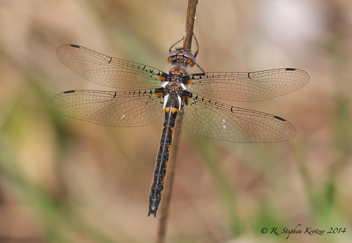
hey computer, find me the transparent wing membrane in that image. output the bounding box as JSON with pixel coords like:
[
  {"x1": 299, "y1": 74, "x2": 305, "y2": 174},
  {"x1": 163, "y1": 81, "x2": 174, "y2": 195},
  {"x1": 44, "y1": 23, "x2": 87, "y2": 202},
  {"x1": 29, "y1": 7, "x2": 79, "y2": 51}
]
[
  {"x1": 51, "y1": 89, "x2": 163, "y2": 127},
  {"x1": 56, "y1": 44, "x2": 165, "y2": 89},
  {"x1": 183, "y1": 94, "x2": 296, "y2": 142},
  {"x1": 52, "y1": 45, "x2": 309, "y2": 141},
  {"x1": 188, "y1": 68, "x2": 309, "y2": 101}
]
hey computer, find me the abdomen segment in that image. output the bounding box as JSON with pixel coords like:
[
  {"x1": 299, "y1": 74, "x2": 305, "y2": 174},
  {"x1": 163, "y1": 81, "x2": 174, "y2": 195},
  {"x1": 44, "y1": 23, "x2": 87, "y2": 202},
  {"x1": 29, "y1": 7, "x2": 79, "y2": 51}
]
[{"x1": 148, "y1": 106, "x2": 178, "y2": 217}]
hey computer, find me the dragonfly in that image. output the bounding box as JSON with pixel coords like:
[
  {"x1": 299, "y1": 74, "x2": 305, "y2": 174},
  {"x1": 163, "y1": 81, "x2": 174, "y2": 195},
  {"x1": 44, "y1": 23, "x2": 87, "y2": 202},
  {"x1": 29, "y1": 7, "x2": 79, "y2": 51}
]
[{"x1": 51, "y1": 37, "x2": 309, "y2": 217}]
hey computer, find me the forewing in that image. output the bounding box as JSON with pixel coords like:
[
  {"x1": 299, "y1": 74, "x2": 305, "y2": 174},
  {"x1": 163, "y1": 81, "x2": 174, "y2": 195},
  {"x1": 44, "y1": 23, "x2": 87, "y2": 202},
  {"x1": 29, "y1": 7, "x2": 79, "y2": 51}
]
[
  {"x1": 183, "y1": 94, "x2": 296, "y2": 142},
  {"x1": 56, "y1": 44, "x2": 165, "y2": 89},
  {"x1": 188, "y1": 68, "x2": 309, "y2": 101},
  {"x1": 50, "y1": 89, "x2": 163, "y2": 127}
]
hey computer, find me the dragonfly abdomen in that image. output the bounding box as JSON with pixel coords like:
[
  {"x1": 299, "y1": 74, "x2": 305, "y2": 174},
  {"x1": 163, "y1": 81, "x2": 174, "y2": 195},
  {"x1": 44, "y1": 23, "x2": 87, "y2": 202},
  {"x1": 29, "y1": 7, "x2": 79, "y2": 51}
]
[{"x1": 148, "y1": 104, "x2": 178, "y2": 217}]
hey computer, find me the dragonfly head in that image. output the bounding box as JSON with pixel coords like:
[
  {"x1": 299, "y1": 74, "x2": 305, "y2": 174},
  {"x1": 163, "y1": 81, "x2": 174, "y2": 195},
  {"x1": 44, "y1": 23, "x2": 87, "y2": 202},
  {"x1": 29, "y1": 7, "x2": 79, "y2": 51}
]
[{"x1": 167, "y1": 49, "x2": 195, "y2": 68}]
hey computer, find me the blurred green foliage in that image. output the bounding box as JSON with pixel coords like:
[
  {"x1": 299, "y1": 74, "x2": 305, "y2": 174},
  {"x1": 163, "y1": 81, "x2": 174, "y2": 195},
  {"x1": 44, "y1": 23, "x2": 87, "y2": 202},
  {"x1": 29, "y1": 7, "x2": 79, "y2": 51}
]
[{"x1": 0, "y1": 0, "x2": 351, "y2": 242}]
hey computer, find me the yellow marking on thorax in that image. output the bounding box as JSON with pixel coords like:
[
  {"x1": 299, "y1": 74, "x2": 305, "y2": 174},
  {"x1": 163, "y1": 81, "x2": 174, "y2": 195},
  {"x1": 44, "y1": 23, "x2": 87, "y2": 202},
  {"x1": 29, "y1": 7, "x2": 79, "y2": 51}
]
[
  {"x1": 187, "y1": 59, "x2": 194, "y2": 67},
  {"x1": 171, "y1": 107, "x2": 178, "y2": 113},
  {"x1": 156, "y1": 92, "x2": 164, "y2": 97},
  {"x1": 169, "y1": 67, "x2": 187, "y2": 74},
  {"x1": 165, "y1": 107, "x2": 178, "y2": 113}
]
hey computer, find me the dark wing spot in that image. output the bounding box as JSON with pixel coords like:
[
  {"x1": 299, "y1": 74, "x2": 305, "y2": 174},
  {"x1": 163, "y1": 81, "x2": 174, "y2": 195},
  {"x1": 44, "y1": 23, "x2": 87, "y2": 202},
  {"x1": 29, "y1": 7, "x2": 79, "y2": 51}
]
[
  {"x1": 70, "y1": 44, "x2": 80, "y2": 48},
  {"x1": 248, "y1": 72, "x2": 251, "y2": 79},
  {"x1": 285, "y1": 68, "x2": 296, "y2": 71},
  {"x1": 274, "y1": 115, "x2": 286, "y2": 121},
  {"x1": 108, "y1": 57, "x2": 112, "y2": 63},
  {"x1": 63, "y1": 90, "x2": 75, "y2": 94}
]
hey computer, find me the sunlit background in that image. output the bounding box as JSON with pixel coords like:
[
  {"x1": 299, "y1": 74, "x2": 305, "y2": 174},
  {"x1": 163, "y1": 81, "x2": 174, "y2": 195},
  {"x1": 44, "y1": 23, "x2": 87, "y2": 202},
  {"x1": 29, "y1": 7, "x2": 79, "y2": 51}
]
[{"x1": 0, "y1": 0, "x2": 351, "y2": 242}]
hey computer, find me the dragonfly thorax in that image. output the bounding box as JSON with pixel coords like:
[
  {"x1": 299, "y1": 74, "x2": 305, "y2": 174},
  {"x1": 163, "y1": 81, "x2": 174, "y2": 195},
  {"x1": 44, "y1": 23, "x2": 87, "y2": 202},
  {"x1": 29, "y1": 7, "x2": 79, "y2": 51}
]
[{"x1": 162, "y1": 83, "x2": 183, "y2": 110}]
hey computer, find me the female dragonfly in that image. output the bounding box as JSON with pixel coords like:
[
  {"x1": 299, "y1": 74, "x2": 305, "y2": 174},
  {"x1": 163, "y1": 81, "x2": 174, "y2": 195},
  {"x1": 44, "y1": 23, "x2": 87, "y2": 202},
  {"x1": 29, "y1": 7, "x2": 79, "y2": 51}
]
[{"x1": 51, "y1": 39, "x2": 309, "y2": 217}]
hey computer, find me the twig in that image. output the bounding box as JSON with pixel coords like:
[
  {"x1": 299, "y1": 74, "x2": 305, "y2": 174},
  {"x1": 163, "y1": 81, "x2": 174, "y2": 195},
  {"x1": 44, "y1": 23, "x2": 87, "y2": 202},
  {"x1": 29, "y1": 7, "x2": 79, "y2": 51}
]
[
  {"x1": 183, "y1": 0, "x2": 197, "y2": 51},
  {"x1": 156, "y1": 1, "x2": 198, "y2": 243}
]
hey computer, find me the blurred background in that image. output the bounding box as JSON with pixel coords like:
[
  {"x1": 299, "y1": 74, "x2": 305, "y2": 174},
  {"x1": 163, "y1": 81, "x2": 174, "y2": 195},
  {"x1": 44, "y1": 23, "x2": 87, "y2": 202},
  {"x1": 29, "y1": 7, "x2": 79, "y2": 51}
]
[{"x1": 0, "y1": 0, "x2": 351, "y2": 242}]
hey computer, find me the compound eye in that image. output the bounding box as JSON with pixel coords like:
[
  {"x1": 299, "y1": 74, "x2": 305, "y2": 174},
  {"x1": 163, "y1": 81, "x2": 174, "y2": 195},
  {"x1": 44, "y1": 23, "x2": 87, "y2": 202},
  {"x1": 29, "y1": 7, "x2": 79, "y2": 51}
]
[
  {"x1": 167, "y1": 50, "x2": 180, "y2": 59},
  {"x1": 181, "y1": 50, "x2": 196, "y2": 63}
]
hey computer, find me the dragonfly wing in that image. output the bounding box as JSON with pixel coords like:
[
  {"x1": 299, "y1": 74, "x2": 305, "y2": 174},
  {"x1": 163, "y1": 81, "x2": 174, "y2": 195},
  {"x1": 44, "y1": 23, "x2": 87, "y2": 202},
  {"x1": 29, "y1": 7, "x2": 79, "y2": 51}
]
[
  {"x1": 183, "y1": 94, "x2": 296, "y2": 142},
  {"x1": 188, "y1": 68, "x2": 309, "y2": 101},
  {"x1": 56, "y1": 44, "x2": 166, "y2": 89},
  {"x1": 51, "y1": 89, "x2": 163, "y2": 127}
]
